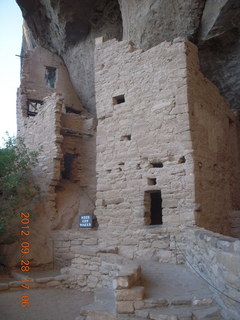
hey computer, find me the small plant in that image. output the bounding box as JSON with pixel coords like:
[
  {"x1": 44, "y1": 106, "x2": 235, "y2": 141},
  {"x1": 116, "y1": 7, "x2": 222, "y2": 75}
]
[{"x1": 0, "y1": 134, "x2": 41, "y2": 241}]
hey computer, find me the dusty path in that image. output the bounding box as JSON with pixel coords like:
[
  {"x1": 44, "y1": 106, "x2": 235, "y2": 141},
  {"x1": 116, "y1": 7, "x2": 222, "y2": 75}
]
[{"x1": 0, "y1": 288, "x2": 93, "y2": 320}]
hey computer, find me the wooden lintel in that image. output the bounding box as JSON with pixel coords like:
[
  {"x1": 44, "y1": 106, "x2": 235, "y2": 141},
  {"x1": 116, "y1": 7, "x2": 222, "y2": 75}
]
[{"x1": 60, "y1": 127, "x2": 93, "y2": 137}]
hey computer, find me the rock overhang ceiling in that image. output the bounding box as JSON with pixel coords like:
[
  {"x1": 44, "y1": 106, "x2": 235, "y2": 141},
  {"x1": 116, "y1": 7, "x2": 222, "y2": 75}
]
[{"x1": 16, "y1": 0, "x2": 240, "y2": 112}]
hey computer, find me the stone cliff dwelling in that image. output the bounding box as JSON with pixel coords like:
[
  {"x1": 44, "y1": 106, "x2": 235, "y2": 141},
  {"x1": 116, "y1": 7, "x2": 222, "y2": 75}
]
[{"x1": 1, "y1": 0, "x2": 240, "y2": 319}]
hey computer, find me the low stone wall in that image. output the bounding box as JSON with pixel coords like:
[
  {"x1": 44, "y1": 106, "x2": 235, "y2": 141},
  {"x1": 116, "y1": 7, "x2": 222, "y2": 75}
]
[
  {"x1": 0, "y1": 274, "x2": 69, "y2": 292},
  {"x1": 184, "y1": 227, "x2": 240, "y2": 320},
  {"x1": 52, "y1": 230, "x2": 129, "y2": 291}
]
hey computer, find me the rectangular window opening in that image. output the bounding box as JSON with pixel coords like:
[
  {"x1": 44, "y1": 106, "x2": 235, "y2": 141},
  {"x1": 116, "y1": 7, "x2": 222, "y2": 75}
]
[
  {"x1": 112, "y1": 94, "x2": 125, "y2": 105},
  {"x1": 27, "y1": 99, "x2": 43, "y2": 117},
  {"x1": 148, "y1": 178, "x2": 156, "y2": 185},
  {"x1": 144, "y1": 191, "x2": 163, "y2": 225},
  {"x1": 120, "y1": 135, "x2": 131, "y2": 141},
  {"x1": 45, "y1": 66, "x2": 57, "y2": 89},
  {"x1": 151, "y1": 162, "x2": 163, "y2": 168}
]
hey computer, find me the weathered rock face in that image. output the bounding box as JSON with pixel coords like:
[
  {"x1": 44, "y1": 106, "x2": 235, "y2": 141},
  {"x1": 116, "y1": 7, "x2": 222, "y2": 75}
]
[
  {"x1": 118, "y1": 0, "x2": 205, "y2": 48},
  {"x1": 16, "y1": 0, "x2": 240, "y2": 113},
  {"x1": 17, "y1": 0, "x2": 123, "y2": 114},
  {"x1": 198, "y1": 0, "x2": 240, "y2": 112}
]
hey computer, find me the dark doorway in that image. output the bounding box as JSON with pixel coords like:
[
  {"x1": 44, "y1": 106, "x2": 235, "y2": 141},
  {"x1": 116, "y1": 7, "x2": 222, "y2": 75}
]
[
  {"x1": 150, "y1": 192, "x2": 163, "y2": 225},
  {"x1": 62, "y1": 154, "x2": 76, "y2": 180}
]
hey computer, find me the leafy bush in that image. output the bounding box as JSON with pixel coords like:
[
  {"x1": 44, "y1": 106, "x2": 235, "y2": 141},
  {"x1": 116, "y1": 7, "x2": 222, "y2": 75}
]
[{"x1": 0, "y1": 135, "x2": 41, "y2": 239}]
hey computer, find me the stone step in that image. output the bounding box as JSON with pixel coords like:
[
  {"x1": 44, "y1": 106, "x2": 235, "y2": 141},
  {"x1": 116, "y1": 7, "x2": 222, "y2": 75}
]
[
  {"x1": 135, "y1": 305, "x2": 223, "y2": 320},
  {"x1": 80, "y1": 289, "x2": 116, "y2": 320},
  {"x1": 79, "y1": 302, "x2": 116, "y2": 320},
  {"x1": 117, "y1": 317, "x2": 145, "y2": 320},
  {"x1": 192, "y1": 306, "x2": 223, "y2": 320},
  {"x1": 140, "y1": 297, "x2": 214, "y2": 310},
  {"x1": 86, "y1": 310, "x2": 116, "y2": 320},
  {"x1": 113, "y1": 264, "x2": 141, "y2": 290},
  {"x1": 94, "y1": 287, "x2": 115, "y2": 303}
]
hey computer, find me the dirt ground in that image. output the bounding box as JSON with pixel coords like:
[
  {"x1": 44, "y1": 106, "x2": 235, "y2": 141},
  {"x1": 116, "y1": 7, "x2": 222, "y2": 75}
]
[{"x1": 0, "y1": 288, "x2": 93, "y2": 320}]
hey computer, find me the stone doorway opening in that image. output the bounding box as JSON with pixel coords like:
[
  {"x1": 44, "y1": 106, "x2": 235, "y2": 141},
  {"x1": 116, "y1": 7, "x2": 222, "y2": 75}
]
[
  {"x1": 62, "y1": 153, "x2": 77, "y2": 180},
  {"x1": 144, "y1": 191, "x2": 163, "y2": 225}
]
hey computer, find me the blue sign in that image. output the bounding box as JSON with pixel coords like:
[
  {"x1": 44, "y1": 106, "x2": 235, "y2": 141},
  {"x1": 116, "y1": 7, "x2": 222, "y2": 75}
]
[{"x1": 79, "y1": 214, "x2": 93, "y2": 228}]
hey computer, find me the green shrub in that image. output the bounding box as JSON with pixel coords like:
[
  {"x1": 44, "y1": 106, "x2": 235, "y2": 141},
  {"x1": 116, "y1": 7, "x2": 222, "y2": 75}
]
[{"x1": 0, "y1": 134, "x2": 41, "y2": 239}]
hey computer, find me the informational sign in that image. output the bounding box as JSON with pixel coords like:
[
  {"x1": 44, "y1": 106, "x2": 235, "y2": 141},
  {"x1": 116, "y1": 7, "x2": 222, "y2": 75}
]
[{"x1": 79, "y1": 213, "x2": 93, "y2": 228}]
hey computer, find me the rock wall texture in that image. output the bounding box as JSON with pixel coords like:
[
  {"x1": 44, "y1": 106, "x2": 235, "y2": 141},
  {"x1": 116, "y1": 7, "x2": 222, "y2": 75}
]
[
  {"x1": 185, "y1": 227, "x2": 240, "y2": 320},
  {"x1": 16, "y1": 0, "x2": 240, "y2": 113}
]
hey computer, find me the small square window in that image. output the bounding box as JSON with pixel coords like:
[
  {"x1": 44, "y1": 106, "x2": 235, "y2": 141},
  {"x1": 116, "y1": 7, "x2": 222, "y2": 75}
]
[
  {"x1": 112, "y1": 94, "x2": 125, "y2": 105},
  {"x1": 148, "y1": 178, "x2": 157, "y2": 185},
  {"x1": 151, "y1": 162, "x2": 163, "y2": 168},
  {"x1": 120, "y1": 135, "x2": 131, "y2": 141}
]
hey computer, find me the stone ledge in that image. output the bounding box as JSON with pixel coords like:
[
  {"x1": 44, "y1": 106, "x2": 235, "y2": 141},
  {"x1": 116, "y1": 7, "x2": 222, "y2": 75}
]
[
  {"x1": 115, "y1": 286, "x2": 144, "y2": 301},
  {"x1": 113, "y1": 265, "x2": 141, "y2": 289}
]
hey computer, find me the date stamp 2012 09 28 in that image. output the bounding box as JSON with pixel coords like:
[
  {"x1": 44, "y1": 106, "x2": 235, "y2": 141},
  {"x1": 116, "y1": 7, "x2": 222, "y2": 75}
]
[{"x1": 20, "y1": 212, "x2": 31, "y2": 308}]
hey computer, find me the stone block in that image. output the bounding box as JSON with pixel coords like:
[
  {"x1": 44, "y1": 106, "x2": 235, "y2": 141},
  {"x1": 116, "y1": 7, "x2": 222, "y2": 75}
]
[
  {"x1": 83, "y1": 238, "x2": 98, "y2": 246},
  {"x1": 192, "y1": 298, "x2": 213, "y2": 306},
  {"x1": 149, "y1": 310, "x2": 178, "y2": 320},
  {"x1": 113, "y1": 276, "x2": 130, "y2": 289},
  {"x1": 171, "y1": 298, "x2": 192, "y2": 306},
  {"x1": 47, "y1": 280, "x2": 61, "y2": 287},
  {"x1": 152, "y1": 239, "x2": 170, "y2": 249},
  {"x1": 135, "y1": 309, "x2": 150, "y2": 318},
  {"x1": 115, "y1": 286, "x2": 144, "y2": 301},
  {"x1": 134, "y1": 300, "x2": 145, "y2": 310},
  {"x1": 120, "y1": 265, "x2": 141, "y2": 283},
  {"x1": 35, "y1": 277, "x2": 55, "y2": 283},
  {"x1": 192, "y1": 306, "x2": 221, "y2": 320},
  {"x1": 143, "y1": 298, "x2": 169, "y2": 308},
  {"x1": 116, "y1": 301, "x2": 134, "y2": 314},
  {"x1": 216, "y1": 252, "x2": 240, "y2": 274}
]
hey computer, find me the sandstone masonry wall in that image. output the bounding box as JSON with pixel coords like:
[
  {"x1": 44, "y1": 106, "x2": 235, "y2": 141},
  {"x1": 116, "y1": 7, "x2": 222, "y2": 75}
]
[
  {"x1": 15, "y1": 46, "x2": 97, "y2": 267},
  {"x1": 17, "y1": 93, "x2": 63, "y2": 220},
  {"x1": 94, "y1": 38, "x2": 196, "y2": 261},
  {"x1": 52, "y1": 229, "x2": 129, "y2": 291},
  {"x1": 94, "y1": 37, "x2": 240, "y2": 267},
  {"x1": 16, "y1": 93, "x2": 62, "y2": 265},
  {"x1": 186, "y1": 42, "x2": 240, "y2": 236},
  {"x1": 185, "y1": 227, "x2": 240, "y2": 320},
  {"x1": 19, "y1": 46, "x2": 84, "y2": 113}
]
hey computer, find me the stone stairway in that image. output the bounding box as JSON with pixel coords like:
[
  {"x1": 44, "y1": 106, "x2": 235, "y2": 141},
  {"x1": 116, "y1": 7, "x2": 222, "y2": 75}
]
[
  {"x1": 76, "y1": 261, "x2": 224, "y2": 320},
  {"x1": 77, "y1": 291, "x2": 222, "y2": 320}
]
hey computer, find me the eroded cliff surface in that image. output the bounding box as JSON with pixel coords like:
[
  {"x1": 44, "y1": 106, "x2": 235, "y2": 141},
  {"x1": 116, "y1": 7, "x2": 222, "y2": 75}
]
[{"x1": 16, "y1": 0, "x2": 240, "y2": 113}]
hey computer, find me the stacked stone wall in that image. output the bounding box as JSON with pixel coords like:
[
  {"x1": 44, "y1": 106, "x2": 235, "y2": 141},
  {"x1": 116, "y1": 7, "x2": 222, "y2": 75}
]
[
  {"x1": 19, "y1": 46, "x2": 84, "y2": 113},
  {"x1": 185, "y1": 227, "x2": 240, "y2": 320},
  {"x1": 52, "y1": 230, "x2": 129, "y2": 291},
  {"x1": 95, "y1": 38, "x2": 240, "y2": 263},
  {"x1": 94, "y1": 38, "x2": 197, "y2": 262},
  {"x1": 14, "y1": 45, "x2": 97, "y2": 267},
  {"x1": 17, "y1": 93, "x2": 63, "y2": 219},
  {"x1": 186, "y1": 41, "x2": 240, "y2": 236}
]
